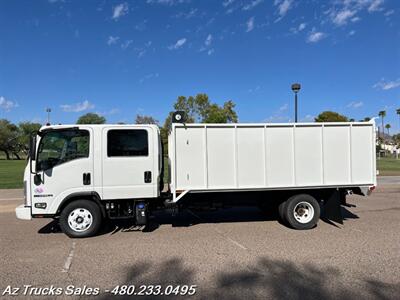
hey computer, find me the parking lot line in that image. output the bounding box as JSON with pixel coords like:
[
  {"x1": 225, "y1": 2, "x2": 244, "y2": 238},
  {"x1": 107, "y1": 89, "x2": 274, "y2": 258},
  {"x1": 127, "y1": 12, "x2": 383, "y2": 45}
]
[{"x1": 61, "y1": 241, "x2": 76, "y2": 273}]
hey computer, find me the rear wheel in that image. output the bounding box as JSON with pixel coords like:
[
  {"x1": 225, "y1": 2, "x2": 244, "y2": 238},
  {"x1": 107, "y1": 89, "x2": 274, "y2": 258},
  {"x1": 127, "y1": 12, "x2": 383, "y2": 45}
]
[
  {"x1": 278, "y1": 200, "x2": 287, "y2": 222},
  {"x1": 258, "y1": 199, "x2": 287, "y2": 222},
  {"x1": 283, "y1": 194, "x2": 320, "y2": 230},
  {"x1": 59, "y1": 200, "x2": 102, "y2": 238},
  {"x1": 257, "y1": 200, "x2": 280, "y2": 221}
]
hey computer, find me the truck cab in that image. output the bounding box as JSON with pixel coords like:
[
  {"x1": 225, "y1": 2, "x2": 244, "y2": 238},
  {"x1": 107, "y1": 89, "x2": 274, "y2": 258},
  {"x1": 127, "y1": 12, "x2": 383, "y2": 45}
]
[{"x1": 16, "y1": 124, "x2": 162, "y2": 237}]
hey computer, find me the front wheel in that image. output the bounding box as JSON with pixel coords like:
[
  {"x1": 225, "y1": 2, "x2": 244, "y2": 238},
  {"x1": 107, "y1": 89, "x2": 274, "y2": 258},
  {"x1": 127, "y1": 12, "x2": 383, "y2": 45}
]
[
  {"x1": 283, "y1": 194, "x2": 320, "y2": 230},
  {"x1": 59, "y1": 200, "x2": 102, "y2": 238}
]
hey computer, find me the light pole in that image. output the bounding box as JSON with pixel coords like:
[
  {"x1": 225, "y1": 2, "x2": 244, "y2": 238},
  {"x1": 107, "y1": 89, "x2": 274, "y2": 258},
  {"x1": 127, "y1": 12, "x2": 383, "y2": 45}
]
[
  {"x1": 291, "y1": 83, "x2": 301, "y2": 123},
  {"x1": 46, "y1": 108, "x2": 51, "y2": 125}
]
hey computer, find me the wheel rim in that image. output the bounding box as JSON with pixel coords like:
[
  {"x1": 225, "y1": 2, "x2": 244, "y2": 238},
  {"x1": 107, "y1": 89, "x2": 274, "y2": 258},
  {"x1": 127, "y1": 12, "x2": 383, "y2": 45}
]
[
  {"x1": 293, "y1": 201, "x2": 314, "y2": 224},
  {"x1": 67, "y1": 208, "x2": 93, "y2": 232}
]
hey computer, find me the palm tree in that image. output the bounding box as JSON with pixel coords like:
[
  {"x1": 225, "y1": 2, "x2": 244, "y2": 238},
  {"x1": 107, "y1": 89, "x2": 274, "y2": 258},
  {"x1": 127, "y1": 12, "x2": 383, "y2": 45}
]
[
  {"x1": 385, "y1": 124, "x2": 391, "y2": 136},
  {"x1": 378, "y1": 110, "x2": 386, "y2": 138},
  {"x1": 364, "y1": 117, "x2": 371, "y2": 122}
]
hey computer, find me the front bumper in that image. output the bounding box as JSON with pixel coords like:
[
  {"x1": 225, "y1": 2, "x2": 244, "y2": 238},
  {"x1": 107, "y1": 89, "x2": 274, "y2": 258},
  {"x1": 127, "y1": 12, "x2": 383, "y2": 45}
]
[{"x1": 16, "y1": 205, "x2": 31, "y2": 220}]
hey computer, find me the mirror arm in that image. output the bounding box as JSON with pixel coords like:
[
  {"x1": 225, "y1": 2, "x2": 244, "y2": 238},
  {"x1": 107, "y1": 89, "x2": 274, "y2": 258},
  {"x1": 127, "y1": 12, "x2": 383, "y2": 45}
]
[
  {"x1": 30, "y1": 157, "x2": 34, "y2": 175},
  {"x1": 29, "y1": 132, "x2": 38, "y2": 175},
  {"x1": 30, "y1": 158, "x2": 39, "y2": 175}
]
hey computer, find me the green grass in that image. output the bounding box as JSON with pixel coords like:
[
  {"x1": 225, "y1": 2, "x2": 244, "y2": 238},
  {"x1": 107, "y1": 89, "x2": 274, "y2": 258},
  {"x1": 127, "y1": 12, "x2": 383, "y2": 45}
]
[
  {"x1": 0, "y1": 159, "x2": 27, "y2": 189},
  {"x1": 377, "y1": 157, "x2": 400, "y2": 176}
]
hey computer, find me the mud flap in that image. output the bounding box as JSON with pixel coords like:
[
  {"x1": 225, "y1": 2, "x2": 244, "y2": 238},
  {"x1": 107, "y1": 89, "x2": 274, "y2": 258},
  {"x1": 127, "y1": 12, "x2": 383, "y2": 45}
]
[{"x1": 323, "y1": 190, "x2": 343, "y2": 224}]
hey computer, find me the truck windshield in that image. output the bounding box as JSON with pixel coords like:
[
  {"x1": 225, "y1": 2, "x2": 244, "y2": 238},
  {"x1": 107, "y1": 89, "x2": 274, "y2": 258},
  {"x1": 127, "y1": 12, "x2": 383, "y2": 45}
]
[{"x1": 36, "y1": 129, "x2": 89, "y2": 171}]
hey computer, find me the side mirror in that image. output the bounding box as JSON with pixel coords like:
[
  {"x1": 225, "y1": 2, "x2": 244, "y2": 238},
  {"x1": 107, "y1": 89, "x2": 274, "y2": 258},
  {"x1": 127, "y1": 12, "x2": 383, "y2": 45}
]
[{"x1": 34, "y1": 174, "x2": 42, "y2": 186}]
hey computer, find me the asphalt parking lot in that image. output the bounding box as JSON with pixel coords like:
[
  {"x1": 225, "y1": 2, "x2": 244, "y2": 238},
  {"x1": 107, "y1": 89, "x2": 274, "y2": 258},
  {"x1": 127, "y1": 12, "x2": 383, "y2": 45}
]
[{"x1": 1, "y1": 178, "x2": 399, "y2": 299}]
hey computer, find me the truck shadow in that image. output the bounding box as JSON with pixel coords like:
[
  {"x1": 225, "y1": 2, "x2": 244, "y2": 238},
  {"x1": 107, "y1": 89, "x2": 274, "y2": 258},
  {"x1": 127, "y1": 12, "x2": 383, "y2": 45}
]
[
  {"x1": 320, "y1": 206, "x2": 359, "y2": 228},
  {"x1": 115, "y1": 204, "x2": 359, "y2": 234},
  {"x1": 163, "y1": 206, "x2": 277, "y2": 225},
  {"x1": 37, "y1": 219, "x2": 62, "y2": 234},
  {"x1": 132, "y1": 206, "x2": 279, "y2": 234},
  {"x1": 37, "y1": 206, "x2": 279, "y2": 235},
  {"x1": 37, "y1": 219, "x2": 142, "y2": 236},
  {"x1": 86, "y1": 207, "x2": 277, "y2": 235},
  {"x1": 146, "y1": 205, "x2": 359, "y2": 232},
  {"x1": 37, "y1": 205, "x2": 359, "y2": 235},
  {"x1": 98, "y1": 257, "x2": 399, "y2": 300}
]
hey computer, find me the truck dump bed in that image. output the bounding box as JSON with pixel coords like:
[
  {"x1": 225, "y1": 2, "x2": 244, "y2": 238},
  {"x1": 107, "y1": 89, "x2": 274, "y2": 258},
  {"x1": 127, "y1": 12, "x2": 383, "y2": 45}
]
[{"x1": 168, "y1": 122, "x2": 376, "y2": 193}]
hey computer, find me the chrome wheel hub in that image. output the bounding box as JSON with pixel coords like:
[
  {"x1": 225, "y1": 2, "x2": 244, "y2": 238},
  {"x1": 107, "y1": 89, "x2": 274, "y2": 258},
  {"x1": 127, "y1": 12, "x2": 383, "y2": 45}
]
[
  {"x1": 68, "y1": 208, "x2": 93, "y2": 232},
  {"x1": 293, "y1": 201, "x2": 314, "y2": 224}
]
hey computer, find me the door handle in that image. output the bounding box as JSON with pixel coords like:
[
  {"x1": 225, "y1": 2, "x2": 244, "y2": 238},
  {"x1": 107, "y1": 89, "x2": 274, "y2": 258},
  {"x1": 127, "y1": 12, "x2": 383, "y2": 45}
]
[
  {"x1": 144, "y1": 171, "x2": 152, "y2": 183},
  {"x1": 83, "y1": 173, "x2": 91, "y2": 185}
]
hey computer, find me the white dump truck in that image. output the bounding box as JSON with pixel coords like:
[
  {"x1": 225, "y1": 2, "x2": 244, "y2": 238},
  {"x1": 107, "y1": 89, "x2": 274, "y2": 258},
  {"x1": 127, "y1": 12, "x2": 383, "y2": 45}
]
[{"x1": 16, "y1": 112, "x2": 377, "y2": 237}]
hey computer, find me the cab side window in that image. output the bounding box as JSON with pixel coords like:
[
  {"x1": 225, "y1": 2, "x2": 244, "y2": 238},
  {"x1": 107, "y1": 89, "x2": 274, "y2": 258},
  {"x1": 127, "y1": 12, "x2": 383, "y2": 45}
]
[{"x1": 107, "y1": 130, "x2": 148, "y2": 157}]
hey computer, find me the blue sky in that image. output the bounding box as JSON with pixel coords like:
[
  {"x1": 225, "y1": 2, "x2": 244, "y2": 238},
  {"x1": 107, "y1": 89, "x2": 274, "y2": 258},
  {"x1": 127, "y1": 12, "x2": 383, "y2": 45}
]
[{"x1": 0, "y1": 0, "x2": 399, "y2": 132}]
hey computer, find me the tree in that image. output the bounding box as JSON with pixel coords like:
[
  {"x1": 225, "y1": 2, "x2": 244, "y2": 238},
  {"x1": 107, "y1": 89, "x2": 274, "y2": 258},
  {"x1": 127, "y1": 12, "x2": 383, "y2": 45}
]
[
  {"x1": 364, "y1": 117, "x2": 371, "y2": 122},
  {"x1": 393, "y1": 133, "x2": 400, "y2": 146},
  {"x1": 161, "y1": 94, "x2": 238, "y2": 157},
  {"x1": 0, "y1": 119, "x2": 19, "y2": 159},
  {"x1": 378, "y1": 110, "x2": 386, "y2": 138},
  {"x1": 385, "y1": 123, "x2": 391, "y2": 136},
  {"x1": 349, "y1": 118, "x2": 355, "y2": 122},
  {"x1": 314, "y1": 111, "x2": 348, "y2": 122},
  {"x1": 77, "y1": 113, "x2": 106, "y2": 124},
  {"x1": 396, "y1": 108, "x2": 400, "y2": 129},
  {"x1": 204, "y1": 101, "x2": 238, "y2": 123},
  {"x1": 135, "y1": 115, "x2": 159, "y2": 125},
  {"x1": 163, "y1": 93, "x2": 238, "y2": 132},
  {"x1": 18, "y1": 122, "x2": 42, "y2": 155}
]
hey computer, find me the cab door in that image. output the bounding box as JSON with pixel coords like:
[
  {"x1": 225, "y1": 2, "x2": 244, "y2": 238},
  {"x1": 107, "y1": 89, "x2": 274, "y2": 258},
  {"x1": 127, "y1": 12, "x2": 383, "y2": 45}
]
[
  {"x1": 31, "y1": 128, "x2": 93, "y2": 215},
  {"x1": 101, "y1": 126, "x2": 156, "y2": 199}
]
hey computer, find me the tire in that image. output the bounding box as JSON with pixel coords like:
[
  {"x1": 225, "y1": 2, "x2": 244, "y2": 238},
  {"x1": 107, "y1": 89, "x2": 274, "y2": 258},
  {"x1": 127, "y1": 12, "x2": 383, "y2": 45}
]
[
  {"x1": 283, "y1": 194, "x2": 320, "y2": 230},
  {"x1": 59, "y1": 200, "x2": 102, "y2": 238},
  {"x1": 258, "y1": 199, "x2": 286, "y2": 222},
  {"x1": 278, "y1": 200, "x2": 287, "y2": 223}
]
